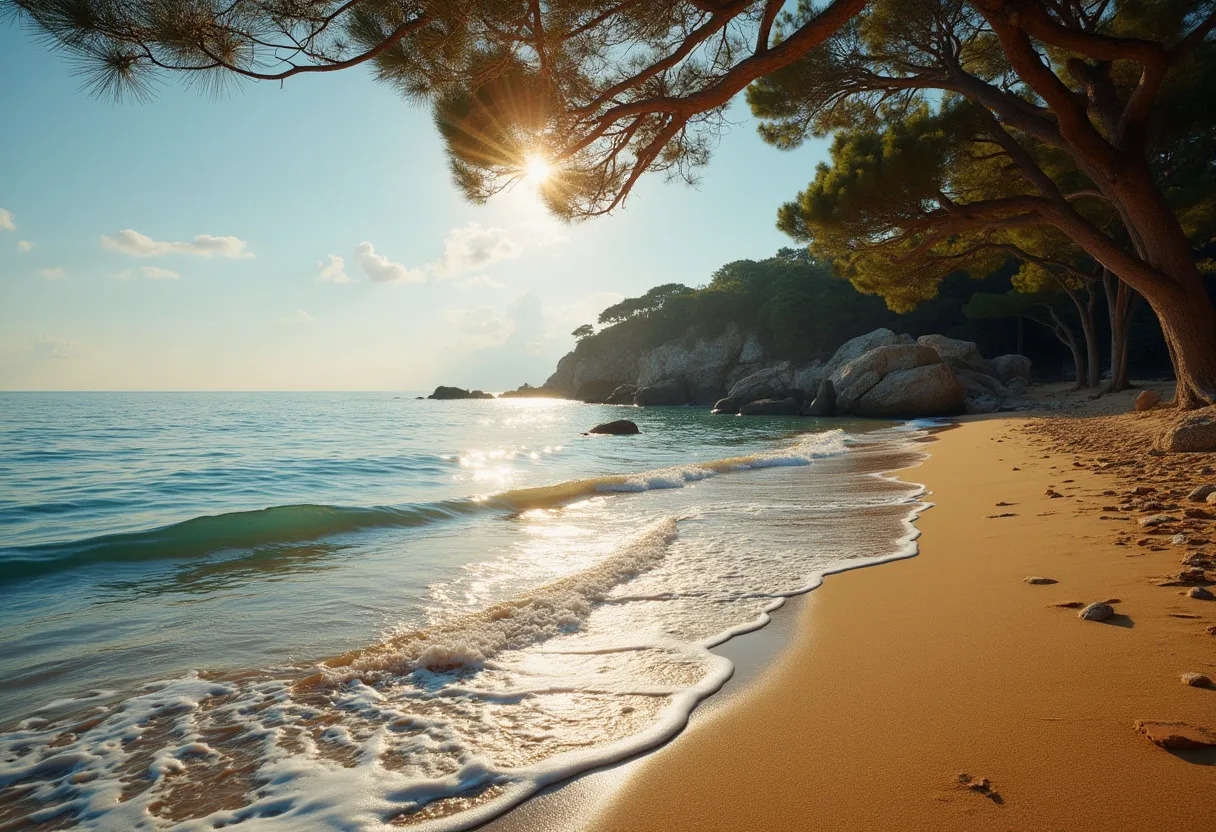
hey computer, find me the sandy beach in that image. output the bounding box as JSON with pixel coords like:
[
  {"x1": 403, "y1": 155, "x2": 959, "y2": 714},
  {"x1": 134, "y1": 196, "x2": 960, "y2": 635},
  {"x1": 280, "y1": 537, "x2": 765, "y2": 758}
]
[{"x1": 565, "y1": 389, "x2": 1216, "y2": 832}]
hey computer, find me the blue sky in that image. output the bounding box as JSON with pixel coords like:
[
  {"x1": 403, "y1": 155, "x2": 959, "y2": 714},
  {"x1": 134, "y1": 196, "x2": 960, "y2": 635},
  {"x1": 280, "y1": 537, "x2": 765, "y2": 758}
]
[{"x1": 0, "y1": 22, "x2": 830, "y2": 391}]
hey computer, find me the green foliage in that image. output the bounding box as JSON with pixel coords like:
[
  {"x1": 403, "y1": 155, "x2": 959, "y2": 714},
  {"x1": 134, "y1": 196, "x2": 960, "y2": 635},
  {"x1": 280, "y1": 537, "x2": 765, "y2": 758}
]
[{"x1": 571, "y1": 324, "x2": 594, "y2": 341}]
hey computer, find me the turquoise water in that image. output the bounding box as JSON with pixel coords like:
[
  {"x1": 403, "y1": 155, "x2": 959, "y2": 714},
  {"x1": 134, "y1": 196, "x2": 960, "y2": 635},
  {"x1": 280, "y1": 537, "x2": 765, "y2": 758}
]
[{"x1": 0, "y1": 392, "x2": 926, "y2": 830}]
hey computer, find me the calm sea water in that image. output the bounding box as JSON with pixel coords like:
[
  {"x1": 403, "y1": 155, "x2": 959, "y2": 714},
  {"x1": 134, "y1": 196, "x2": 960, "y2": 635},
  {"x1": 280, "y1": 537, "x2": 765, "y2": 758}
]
[{"x1": 0, "y1": 392, "x2": 928, "y2": 831}]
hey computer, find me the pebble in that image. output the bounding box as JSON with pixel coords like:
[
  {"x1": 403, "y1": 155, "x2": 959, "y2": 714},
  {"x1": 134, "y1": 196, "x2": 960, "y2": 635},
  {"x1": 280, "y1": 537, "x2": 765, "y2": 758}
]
[
  {"x1": 1078, "y1": 602, "x2": 1115, "y2": 621},
  {"x1": 1187, "y1": 484, "x2": 1216, "y2": 502},
  {"x1": 1023, "y1": 576, "x2": 1057, "y2": 585},
  {"x1": 1139, "y1": 514, "x2": 1176, "y2": 527},
  {"x1": 1182, "y1": 673, "x2": 1213, "y2": 688},
  {"x1": 1188, "y1": 586, "x2": 1215, "y2": 600},
  {"x1": 1171, "y1": 534, "x2": 1187, "y2": 544}
]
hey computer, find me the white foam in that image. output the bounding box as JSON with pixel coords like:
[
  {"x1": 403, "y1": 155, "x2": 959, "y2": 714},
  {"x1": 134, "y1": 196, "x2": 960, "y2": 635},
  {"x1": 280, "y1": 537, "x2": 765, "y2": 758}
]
[{"x1": 0, "y1": 427, "x2": 934, "y2": 832}]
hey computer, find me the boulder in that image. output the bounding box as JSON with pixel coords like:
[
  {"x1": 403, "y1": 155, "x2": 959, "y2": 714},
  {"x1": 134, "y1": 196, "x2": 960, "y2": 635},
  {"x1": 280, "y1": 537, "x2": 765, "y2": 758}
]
[
  {"x1": 1159, "y1": 409, "x2": 1216, "y2": 453},
  {"x1": 1134, "y1": 390, "x2": 1162, "y2": 411},
  {"x1": 821, "y1": 328, "x2": 914, "y2": 379},
  {"x1": 429, "y1": 386, "x2": 495, "y2": 400},
  {"x1": 832, "y1": 344, "x2": 941, "y2": 412},
  {"x1": 588, "y1": 419, "x2": 640, "y2": 435},
  {"x1": 634, "y1": 378, "x2": 688, "y2": 406},
  {"x1": 711, "y1": 397, "x2": 740, "y2": 415},
  {"x1": 791, "y1": 362, "x2": 825, "y2": 398},
  {"x1": 739, "y1": 397, "x2": 800, "y2": 416},
  {"x1": 805, "y1": 379, "x2": 836, "y2": 417},
  {"x1": 987, "y1": 354, "x2": 1032, "y2": 383},
  {"x1": 738, "y1": 333, "x2": 765, "y2": 364},
  {"x1": 605, "y1": 384, "x2": 638, "y2": 405},
  {"x1": 917, "y1": 334, "x2": 990, "y2": 374},
  {"x1": 853, "y1": 363, "x2": 966, "y2": 418},
  {"x1": 575, "y1": 379, "x2": 620, "y2": 403},
  {"x1": 965, "y1": 394, "x2": 1002, "y2": 415},
  {"x1": 955, "y1": 368, "x2": 1006, "y2": 397},
  {"x1": 726, "y1": 362, "x2": 794, "y2": 405}
]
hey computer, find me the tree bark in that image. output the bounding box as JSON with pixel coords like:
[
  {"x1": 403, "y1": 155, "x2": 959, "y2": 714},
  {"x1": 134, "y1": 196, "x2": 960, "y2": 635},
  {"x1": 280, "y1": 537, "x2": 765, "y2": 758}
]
[
  {"x1": 1142, "y1": 278, "x2": 1216, "y2": 408},
  {"x1": 1058, "y1": 282, "x2": 1100, "y2": 388},
  {"x1": 1102, "y1": 271, "x2": 1137, "y2": 392},
  {"x1": 1043, "y1": 306, "x2": 1085, "y2": 388}
]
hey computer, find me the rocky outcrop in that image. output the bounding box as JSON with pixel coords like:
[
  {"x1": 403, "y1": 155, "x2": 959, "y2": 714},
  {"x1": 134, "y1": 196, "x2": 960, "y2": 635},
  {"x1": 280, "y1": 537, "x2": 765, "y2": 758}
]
[
  {"x1": 605, "y1": 385, "x2": 637, "y2": 405},
  {"x1": 429, "y1": 386, "x2": 495, "y2": 400},
  {"x1": 853, "y1": 363, "x2": 965, "y2": 417},
  {"x1": 739, "y1": 397, "x2": 800, "y2": 416},
  {"x1": 805, "y1": 379, "x2": 836, "y2": 417},
  {"x1": 726, "y1": 362, "x2": 793, "y2": 405},
  {"x1": 634, "y1": 378, "x2": 688, "y2": 406},
  {"x1": 917, "y1": 334, "x2": 989, "y2": 374},
  {"x1": 832, "y1": 344, "x2": 941, "y2": 412},
  {"x1": 711, "y1": 397, "x2": 740, "y2": 415},
  {"x1": 544, "y1": 323, "x2": 762, "y2": 404},
  {"x1": 499, "y1": 383, "x2": 555, "y2": 398},
  {"x1": 988, "y1": 354, "x2": 1031, "y2": 383},
  {"x1": 588, "y1": 419, "x2": 640, "y2": 435},
  {"x1": 823, "y1": 329, "x2": 914, "y2": 379}
]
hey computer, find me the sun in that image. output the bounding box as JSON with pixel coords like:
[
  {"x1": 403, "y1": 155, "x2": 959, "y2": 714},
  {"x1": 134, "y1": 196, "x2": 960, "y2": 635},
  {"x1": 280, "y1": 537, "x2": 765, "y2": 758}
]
[{"x1": 523, "y1": 153, "x2": 552, "y2": 185}]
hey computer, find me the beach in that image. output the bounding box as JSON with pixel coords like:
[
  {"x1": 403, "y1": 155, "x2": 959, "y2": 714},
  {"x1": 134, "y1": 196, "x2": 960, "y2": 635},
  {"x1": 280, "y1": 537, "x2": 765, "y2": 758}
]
[{"x1": 566, "y1": 389, "x2": 1216, "y2": 831}]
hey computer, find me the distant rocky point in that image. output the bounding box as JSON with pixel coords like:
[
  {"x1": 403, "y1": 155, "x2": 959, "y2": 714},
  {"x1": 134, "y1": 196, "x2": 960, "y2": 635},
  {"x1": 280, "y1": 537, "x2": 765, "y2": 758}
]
[
  {"x1": 498, "y1": 383, "x2": 559, "y2": 399},
  {"x1": 516, "y1": 325, "x2": 1033, "y2": 419},
  {"x1": 428, "y1": 386, "x2": 494, "y2": 400}
]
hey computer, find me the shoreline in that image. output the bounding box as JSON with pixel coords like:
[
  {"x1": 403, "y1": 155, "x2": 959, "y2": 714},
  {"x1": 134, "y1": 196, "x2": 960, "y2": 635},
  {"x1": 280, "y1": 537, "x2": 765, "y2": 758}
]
[{"x1": 493, "y1": 389, "x2": 1216, "y2": 832}]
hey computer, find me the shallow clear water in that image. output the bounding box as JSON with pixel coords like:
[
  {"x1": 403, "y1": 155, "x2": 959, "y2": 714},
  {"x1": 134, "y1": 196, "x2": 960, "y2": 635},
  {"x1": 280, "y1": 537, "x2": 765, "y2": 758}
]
[{"x1": 0, "y1": 392, "x2": 927, "y2": 831}]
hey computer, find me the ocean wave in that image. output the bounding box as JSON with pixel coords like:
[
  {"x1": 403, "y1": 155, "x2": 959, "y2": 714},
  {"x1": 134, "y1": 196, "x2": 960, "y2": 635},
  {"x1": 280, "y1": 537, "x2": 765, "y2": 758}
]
[{"x1": 0, "y1": 430, "x2": 850, "y2": 586}]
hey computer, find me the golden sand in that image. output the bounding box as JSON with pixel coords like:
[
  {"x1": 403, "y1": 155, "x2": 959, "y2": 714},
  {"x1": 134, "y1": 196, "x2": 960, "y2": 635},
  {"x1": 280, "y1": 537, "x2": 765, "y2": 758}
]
[{"x1": 583, "y1": 397, "x2": 1216, "y2": 831}]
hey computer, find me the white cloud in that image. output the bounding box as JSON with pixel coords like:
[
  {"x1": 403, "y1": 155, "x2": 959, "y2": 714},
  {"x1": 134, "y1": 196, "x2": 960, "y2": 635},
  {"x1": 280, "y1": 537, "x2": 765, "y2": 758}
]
[
  {"x1": 431, "y1": 223, "x2": 520, "y2": 277},
  {"x1": 284, "y1": 308, "x2": 315, "y2": 324},
  {"x1": 101, "y1": 229, "x2": 253, "y2": 258},
  {"x1": 111, "y1": 266, "x2": 182, "y2": 280},
  {"x1": 0, "y1": 209, "x2": 13, "y2": 232},
  {"x1": 17, "y1": 240, "x2": 33, "y2": 253},
  {"x1": 140, "y1": 265, "x2": 180, "y2": 279},
  {"x1": 354, "y1": 242, "x2": 425, "y2": 284},
  {"x1": 30, "y1": 335, "x2": 78, "y2": 359},
  {"x1": 38, "y1": 267, "x2": 66, "y2": 280},
  {"x1": 316, "y1": 254, "x2": 353, "y2": 284},
  {"x1": 445, "y1": 306, "x2": 509, "y2": 336}
]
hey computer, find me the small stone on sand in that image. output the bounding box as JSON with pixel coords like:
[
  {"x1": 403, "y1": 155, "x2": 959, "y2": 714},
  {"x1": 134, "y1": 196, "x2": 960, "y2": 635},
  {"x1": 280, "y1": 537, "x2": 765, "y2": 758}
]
[
  {"x1": 1136, "y1": 720, "x2": 1216, "y2": 750},
  {"x1": 1187, "y1": 484, "x2": 1216, "y2": 502},
  {"x1": 1078, "y1": 602, "x2": 1115, "y2": 621},
  {"x1": 1181, "y1": 672, "x2": 1213, "y2": 688},
  {"x1": 1139, "y1": 514, "x2": 1177, "y2": 527},
  {"x1": 1023, "y1": 576, "x2": 1057, "y2": 585},
  {"x1": 1188, "y1": 586, "x2": 1215, "y2": 600}
]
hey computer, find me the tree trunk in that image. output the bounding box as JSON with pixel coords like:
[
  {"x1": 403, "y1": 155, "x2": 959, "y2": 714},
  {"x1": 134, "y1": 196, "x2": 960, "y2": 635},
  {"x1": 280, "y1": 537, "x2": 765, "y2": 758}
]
[
  {"x1": 1102, "y1": 271, "x2": 1137, "y2": 392},
  {"x1": 1060, "y1": 283, "x2": 1100, "y2": 388},
  {"x1": 1144, "y1": 279, "x2": 1216, "y2": 408},
  {"x1": 1043, "y1": 306, "x2": 1085, "y2": 388}
]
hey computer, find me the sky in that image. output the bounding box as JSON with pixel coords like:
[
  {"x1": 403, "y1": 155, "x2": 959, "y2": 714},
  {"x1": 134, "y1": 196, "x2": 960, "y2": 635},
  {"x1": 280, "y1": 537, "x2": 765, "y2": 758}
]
[{"x1": 0, "y1": 22, "x2": 830, "y2": 392}]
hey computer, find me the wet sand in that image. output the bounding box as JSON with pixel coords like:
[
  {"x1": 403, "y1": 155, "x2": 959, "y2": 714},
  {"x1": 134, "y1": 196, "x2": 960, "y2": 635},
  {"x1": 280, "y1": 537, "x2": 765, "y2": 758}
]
[{"x1": 512, "y1": 391, "x2": 1216, "y2": 831}]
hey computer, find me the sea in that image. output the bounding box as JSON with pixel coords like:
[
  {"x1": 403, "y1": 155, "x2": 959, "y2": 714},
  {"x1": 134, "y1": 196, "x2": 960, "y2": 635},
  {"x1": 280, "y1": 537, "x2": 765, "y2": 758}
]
[{"x1": 0, "y1": 392, "x2": 931, "y2": 830}]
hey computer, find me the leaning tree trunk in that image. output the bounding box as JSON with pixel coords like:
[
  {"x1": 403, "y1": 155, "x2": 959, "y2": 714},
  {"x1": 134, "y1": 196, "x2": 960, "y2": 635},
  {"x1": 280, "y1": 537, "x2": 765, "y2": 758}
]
[
  {"x1": 1143, "y1": 279, "x2": 1216, "y2": 408},
  {"x1": 1059, "y1": 282, "x2": 1100, "y2": 389},
  {"x1": 1042, "y1": 306, "x2": 1085, "y2": 389},
  {"x1": 1103, "y1": 164, "x2": 1216, "y2": 407}
]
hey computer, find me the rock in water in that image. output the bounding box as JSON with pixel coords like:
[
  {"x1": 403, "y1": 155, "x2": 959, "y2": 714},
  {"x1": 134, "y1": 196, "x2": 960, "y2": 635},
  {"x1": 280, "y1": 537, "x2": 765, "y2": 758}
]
[
  {"x1": 726, "y1": 363, "x2": 794, "y2": 406},
  {"x1": 1078, "y1": 602, "x2": 1115, "y2": 621},
  {"x1": 739, "y1": 397, "x2": 800, "y2": 416},
  {"x1": 633, "y1": 379, "x2": 688, "y2": 406},
  {"x1": 805, "y1": 379, "x2": 836, "y2": 417},
  {"x1": 1134, "y1": 389, "x2": 1162, "y2": 411},
  {"x1": 711, "y1": 397, "x2": 739, "y2": 415},
  {"x1": 1136, "y1": 720, "x2": 1216, "y2": 750},
  {"x1": 588, "y1": 419, "x2": 640, "y2": 435},
  {"x1": 1159, "y1": 410, "x2": 1216, "y2": 452},
  {"x1": 605, "y1": 384, "x2": 638, "y2": 405},
  {"x1": 429, "y1": 386, "x2": 495, "y2": 400}
]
